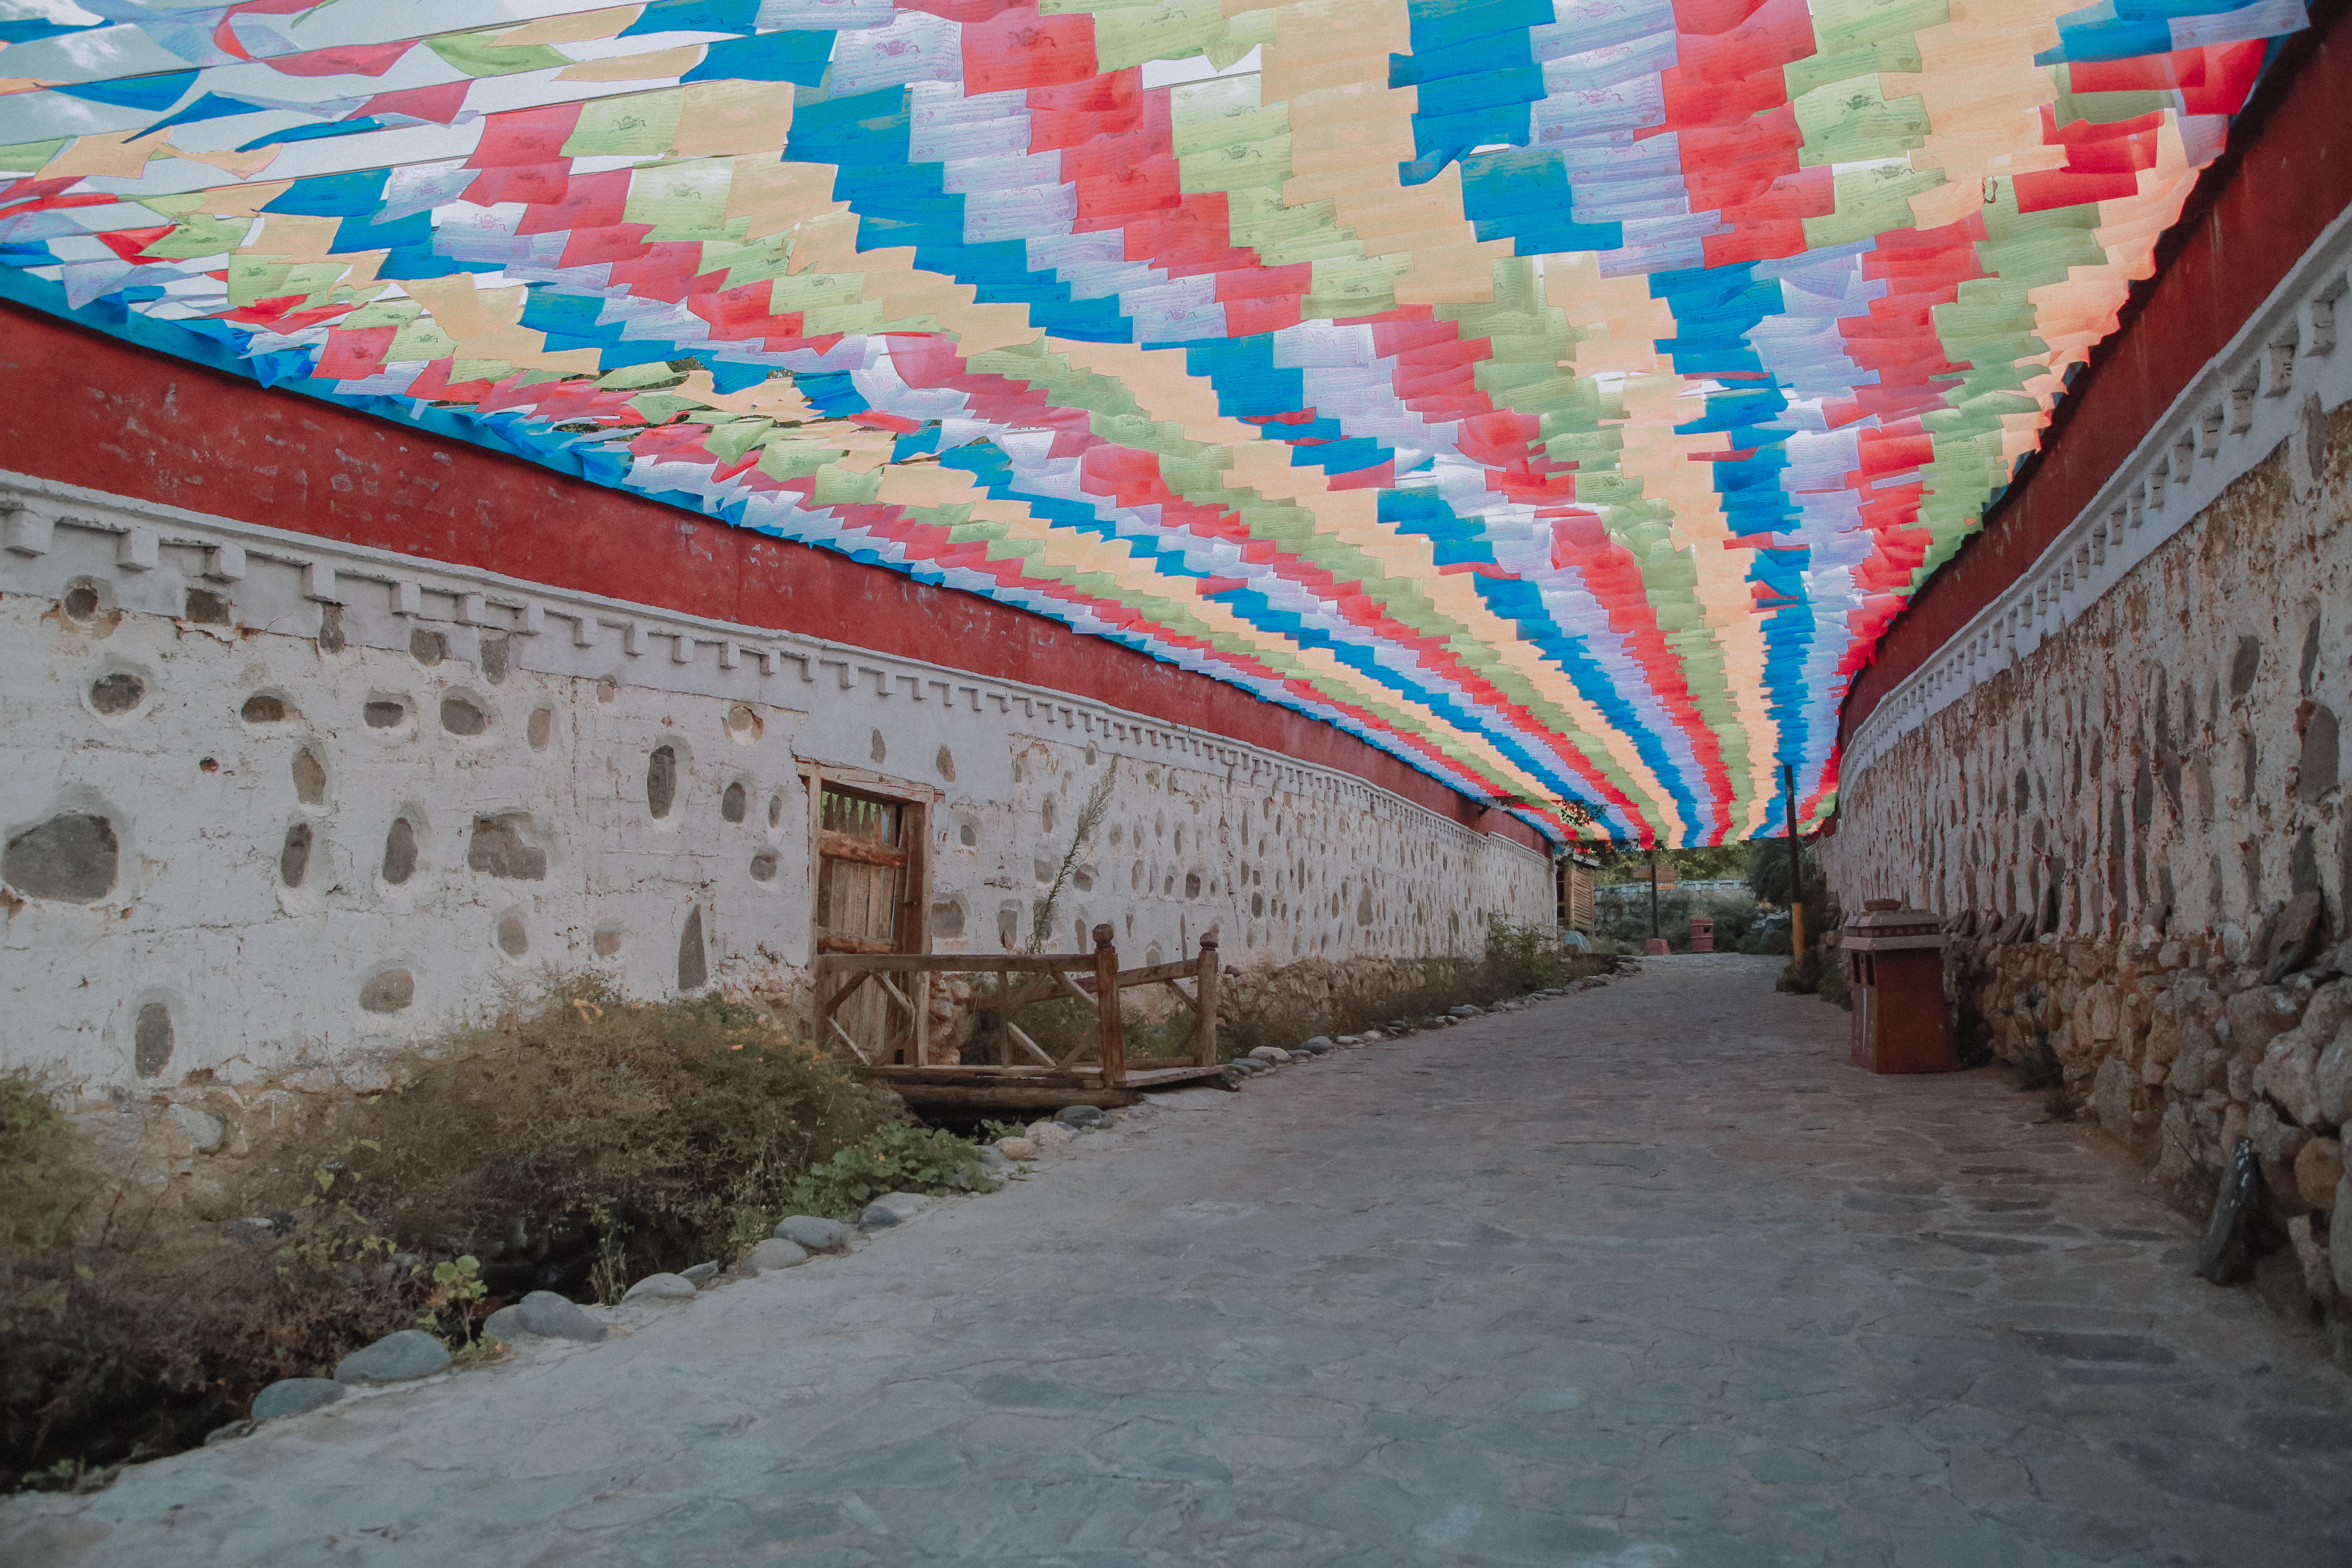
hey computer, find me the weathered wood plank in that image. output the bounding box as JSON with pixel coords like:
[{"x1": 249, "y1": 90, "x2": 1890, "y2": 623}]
[
  {"x1": 1193, "y1": 934, "x2": 1222, "y2": 1067},
  {"x1": 1119, "y1": 1065, "x2": 1229, "y2": 1086},
  {"x1": 817, "y1": 953, "x2": 1091, "y2": 974},
  {"x1": 1110, "y1": 959, "x2": 1202, "y2": 989},
  {"x1": 1093, "y1": 925, "x2": 1125, "y2": 1087},
  {"x1": 878, "y1": 1084, "x2": 1140, "y2": 1111},
  {"x1": 816, "y1": 831, "x2": 908, "y2": 870}
]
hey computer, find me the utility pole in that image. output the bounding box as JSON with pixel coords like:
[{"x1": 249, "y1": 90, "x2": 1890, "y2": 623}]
[{"x1": 1782, "y1": 763, "x2": 1805, "y2": 962}]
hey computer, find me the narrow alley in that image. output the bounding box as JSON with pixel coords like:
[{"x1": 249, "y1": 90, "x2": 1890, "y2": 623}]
[{"x1": 8, "y1": 956, "x2": 2346, "y2": 1567}]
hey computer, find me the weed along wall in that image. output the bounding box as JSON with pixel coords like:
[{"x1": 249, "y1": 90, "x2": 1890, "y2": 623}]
[
  {"x1": 0, "y1": 465, "x2": 1552, "y2": 1180},
  {"x1": 1820, "y1": 196, "x2": 2352, "y2": 1332}
]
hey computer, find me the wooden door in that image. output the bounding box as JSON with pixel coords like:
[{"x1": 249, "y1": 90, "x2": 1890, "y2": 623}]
[{"x1": 815, "y1": 781, "x2": 926, "y2": 1063}]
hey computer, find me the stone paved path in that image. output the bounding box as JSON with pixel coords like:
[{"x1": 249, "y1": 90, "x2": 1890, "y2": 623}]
[{"x1": 9, "y1": 954, "x2": 2352, "y2": 1567}]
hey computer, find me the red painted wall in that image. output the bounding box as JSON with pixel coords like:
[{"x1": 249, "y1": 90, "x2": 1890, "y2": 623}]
[
  {"x1": 0, "y1": 301, "x2": 1542, "y2": 852},
  {"x1": 1842, "y1": 0, "x2": 2352, "y2": 744}
]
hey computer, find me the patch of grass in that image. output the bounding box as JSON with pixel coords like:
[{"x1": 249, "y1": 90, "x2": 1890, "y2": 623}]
[
  {"x1": 781, "y1": 1124, "x2": 996, "y2": 1220},
  {"x1": 1776, "y1": 950, "x2": 1826, "y2": 995}
]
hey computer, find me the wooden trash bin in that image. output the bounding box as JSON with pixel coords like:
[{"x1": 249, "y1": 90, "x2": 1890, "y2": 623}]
[
  {"x1": 1688, "y1": 916, "x2": 1714, "y2": 952},
  {"x1": 1841, "y1": 900, "x2": 1956, "y2": 1074}
]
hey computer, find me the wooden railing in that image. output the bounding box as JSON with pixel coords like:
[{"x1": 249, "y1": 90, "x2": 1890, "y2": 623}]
[{"x1": 814, "y1": 927, "x2": 1225, "y2": 1106}]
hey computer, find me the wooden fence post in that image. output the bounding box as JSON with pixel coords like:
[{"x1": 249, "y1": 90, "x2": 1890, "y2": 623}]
[
  {"x1": 1193, "y1": 932, "x2": 1220, "y2": 1067},
  {"x1": 1092, "y1": 923, "x2": 1126, "y2": 1086}
]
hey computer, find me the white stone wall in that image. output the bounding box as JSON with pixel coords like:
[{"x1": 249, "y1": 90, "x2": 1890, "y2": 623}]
[
  {"x1": 0, "y1": 472, "x2": 1553, "y2": 1094},
  {"x1": 1821, "y1": 406, "x2": 2348, "y2": 947}
]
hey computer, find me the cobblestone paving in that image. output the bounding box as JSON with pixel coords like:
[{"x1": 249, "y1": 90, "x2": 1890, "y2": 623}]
[{"x1": 9, "y1": 954, "x2": 2352, "y2": 1566}]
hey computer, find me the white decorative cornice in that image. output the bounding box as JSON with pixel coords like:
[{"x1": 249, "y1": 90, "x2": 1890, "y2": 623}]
[
  {"x1": 1844, "y1": 199, "x2": 2352, "y2": 783},
  {"x1": 0, "y1": 468, "x2": 1545, "y2": 867}
]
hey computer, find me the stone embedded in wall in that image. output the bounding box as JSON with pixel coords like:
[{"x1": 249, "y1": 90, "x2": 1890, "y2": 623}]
[
  {"x1": 184, "y1": 588, "x2": 230, "y2": 626},
  {"x1": 527, "y1": 707, "x2": 552, "y2": 750},
  {"x1": 726, "y1": 704, "x2": 761, "y2": 742},
  {"x1": 496, "y1": 915, "x2": 528, "y2": 957},
  {"x1": 169, "y1": 1102, "x2": 224, "y2": 1154},
  {"x1": 2298, "y1": 704, "x2": 2339, "y2": 802},
  {"x1": 241, "y1": 692, "x2": 292, "y2": 724},
  {"x1": 440, "y1": 694, "x2": 487, "y2": 736},
  {"x1": 292, "y1": 748, "x2": 327, "y2": 805},
  {"x1": 768, "y1": 793, "x2": 784, "y2": 828},
  {"x1": 410, "y1": 629, "x2": 444, "y2": 665},
  {"x1": 721, "y1": 781, "x2": 746, "y2": 823},
  {"x1": 359, "y1": 968, "x2": 414, "y2": 1014},
  {"x1": 60, "y1": 577, "x2": 104, "y2": 623},
  {"x1": 89, "y1": 671, "x2": 144, "y2": 715},
  {"x1": 133, "y1": 1001, "x2": 172, "y2": 1077},
  {"x1": 593, "y1": 925, "x2": 623, "y2": 958},
  {"x1": 870, "y1": 729, "x2": 885, "y2": 764},
  {"x1": 936, "y1": 746, "x2": 955, "y2": 782},
  {"x1": 4, "y1": 812, "x2": 119, "y2": 903},
  {"x1": 2263, "y1": 891, "x2": 2329, "y2": 984},
  {"x1": 480, "y1": 634, "x2": 509, "y2": 684},
  {"x1": 2301, "y1": 1137, "x2": 2345, "y2": 1210},
  {"x1": 677, "y1": 906, "x2": 707, "y2": 991},
  {"x1": 364, "y1": 698, "x2": 406, "y2": 729},
  {"x1": 279, "y1": 823, "x2": 312, "y2": 888},
  {"x1": 2232, "y1": 636, "x2": 2263, "y2": 697},
  {"x1": 646, "y1": 745, "x2": 677, "y2": 819},
  {"x1": 931, "y1": 899, "x2": 964, "y2": 937},
  {"x1": 382, "y1": 817, "x2": 418, "y2": 885},
  {"x1": 750, "y1": 852, "x2": 777, "y2": 882},
  {"x1": 316, "y1": 605, "x2": 346, "y2": 654},
  {"x1": 466, "y1": 815, "x2": 547, "y2": 881}
]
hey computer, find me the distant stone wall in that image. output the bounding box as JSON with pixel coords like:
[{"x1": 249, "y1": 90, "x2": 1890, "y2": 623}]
[
  {"x1": 1822, "y1": 388, "x2": 2352, "y2": 1343},
  {"x1": 0, "y1": 472, "x2": 1552, "y2": 1187}
]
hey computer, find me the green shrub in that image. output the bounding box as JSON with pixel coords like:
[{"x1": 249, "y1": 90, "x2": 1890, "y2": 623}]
[
  {"x1": 1737, "y1": 913, "x2": 1792, "y2": 956},
  {"x1": 0, "y1": 1073, "x2": 80, "y2": 1332},
  {"x1": 1592, "y1": 886, "x2": 1763, "y2": 951},
  {"x1": 248, "y1": 978, "x2": 876, "y2": 1296},
  {"x1": 4, "y1": 978, "x2": 884, "y2": 1483},
  {"x1": 1, "y1": 1071, "x2": 432, "y2": 1490},
  {"x1": 784, "y1": 1124, "x2": 996, "y2": 1220},
  {"x1": 1816, "y1": 962, "x2": 1853, "y2": 1011}
]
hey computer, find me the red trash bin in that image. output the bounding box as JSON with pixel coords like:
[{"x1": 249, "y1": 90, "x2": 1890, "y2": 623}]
[
  {"x1": 1688, "y1": 916, "x2": 1714, "y2": 952},
  {"x1": 1842, "y1": 900, "x2": 1957, "y2": 1073}
]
